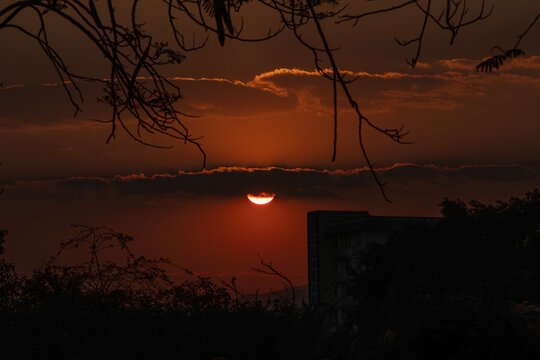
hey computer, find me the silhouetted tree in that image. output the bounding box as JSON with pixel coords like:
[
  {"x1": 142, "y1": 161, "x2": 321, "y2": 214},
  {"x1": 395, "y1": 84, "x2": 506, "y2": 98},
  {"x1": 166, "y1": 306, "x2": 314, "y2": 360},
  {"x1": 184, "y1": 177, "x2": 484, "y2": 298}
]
[
  {"x1": 0, "y1": 224, "x2": 325, "y2": 359},
  {"x1": 341, "y1": 189, "x2": 540, "y2": 359},
  {"x1": 1, "y1": 1, "x2": 537, "y2": 199}
]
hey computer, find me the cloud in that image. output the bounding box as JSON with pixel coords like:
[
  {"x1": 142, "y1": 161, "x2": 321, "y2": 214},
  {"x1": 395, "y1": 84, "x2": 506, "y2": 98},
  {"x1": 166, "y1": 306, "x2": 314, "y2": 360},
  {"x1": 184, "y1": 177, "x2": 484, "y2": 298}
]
[
  {"x1": 2, "y1": 56, "x2": 538, "y2": 129},
  {"x1": 6, "y1": 163, "x2": 538, "y2": 199},
  {"x1": 0, "y1": 82, "x2": 109, "y2": 129},
  {"x1": 173, "y1": 58, "x2": 540, "y2": 115}
]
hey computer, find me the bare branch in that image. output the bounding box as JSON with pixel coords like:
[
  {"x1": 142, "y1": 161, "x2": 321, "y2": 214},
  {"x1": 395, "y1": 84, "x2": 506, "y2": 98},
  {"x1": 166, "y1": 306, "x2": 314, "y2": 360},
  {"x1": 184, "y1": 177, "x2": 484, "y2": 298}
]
[
  {"x1": 337, "y1": 0, "x2": 417, "y2": 26},
  {"x1": 253, "y1": 253, "x2": 296, "y2": 304},
  {"x1": 395, "y1": 0, "x2": 432, "y2": 68}
]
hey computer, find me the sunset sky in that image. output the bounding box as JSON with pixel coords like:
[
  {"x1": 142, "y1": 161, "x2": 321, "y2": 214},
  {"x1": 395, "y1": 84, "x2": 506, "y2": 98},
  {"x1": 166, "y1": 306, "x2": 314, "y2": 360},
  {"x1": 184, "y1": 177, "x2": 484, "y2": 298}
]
[{"x1": 1, "y1": 0, "x2": 539, "y2": 292}]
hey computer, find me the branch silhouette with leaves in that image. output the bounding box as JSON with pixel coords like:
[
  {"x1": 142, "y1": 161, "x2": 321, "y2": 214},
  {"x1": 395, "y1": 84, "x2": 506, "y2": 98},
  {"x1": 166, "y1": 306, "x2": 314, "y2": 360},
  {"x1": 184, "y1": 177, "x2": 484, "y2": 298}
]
[{"x1": 1, "y1": 1, "x2": 537, "y2": 200}]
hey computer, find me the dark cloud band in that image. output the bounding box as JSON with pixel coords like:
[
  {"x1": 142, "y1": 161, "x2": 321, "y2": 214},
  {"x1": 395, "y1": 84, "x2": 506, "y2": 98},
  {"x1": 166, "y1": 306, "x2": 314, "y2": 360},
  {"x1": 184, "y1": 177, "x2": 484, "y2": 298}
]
[{"x1": 6, "y1": 163, "x2": 538, "y2": 199}]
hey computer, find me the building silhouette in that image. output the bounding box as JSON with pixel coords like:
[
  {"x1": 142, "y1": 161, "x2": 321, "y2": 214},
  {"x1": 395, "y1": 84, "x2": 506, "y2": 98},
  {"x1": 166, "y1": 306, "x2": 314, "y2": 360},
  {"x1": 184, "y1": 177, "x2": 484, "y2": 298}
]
[{"x1": 307, "y1": 210, "x2": 439, "y2": 323}]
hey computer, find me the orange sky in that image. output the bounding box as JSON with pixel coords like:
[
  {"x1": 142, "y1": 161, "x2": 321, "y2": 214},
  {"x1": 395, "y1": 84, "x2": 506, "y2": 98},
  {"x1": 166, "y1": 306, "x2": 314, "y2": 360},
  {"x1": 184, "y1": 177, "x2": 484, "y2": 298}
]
[{"x1": 1, "y1": 0, "x2": 539, "y2": 292}]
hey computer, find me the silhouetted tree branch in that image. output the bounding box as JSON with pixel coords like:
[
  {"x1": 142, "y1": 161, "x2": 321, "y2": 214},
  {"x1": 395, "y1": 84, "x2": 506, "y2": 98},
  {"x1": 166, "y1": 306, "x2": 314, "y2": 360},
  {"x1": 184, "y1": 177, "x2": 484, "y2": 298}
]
[
  {"x1": 1, "y1": 1, "x2": 537, "y2": 200},
  {"x1": 253, "y1": 253, "x2": 296, "y2": 305},
  {"x1": 44, "y1": 224, "x2": 174, "y2": 305},
  {"x1": 476, "y1": 12, "x2": 539, "y2": 72},
  {"x1": 1, "y1": 0, "x2": 208, "y2": 163}
]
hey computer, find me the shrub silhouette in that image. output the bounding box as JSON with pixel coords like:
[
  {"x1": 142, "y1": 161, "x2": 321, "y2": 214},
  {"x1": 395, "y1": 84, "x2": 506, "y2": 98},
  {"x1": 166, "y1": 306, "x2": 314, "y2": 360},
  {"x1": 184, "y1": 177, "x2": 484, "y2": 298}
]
[{"x1": 0, "y1": 225, "x2": 321, "y2": 359}]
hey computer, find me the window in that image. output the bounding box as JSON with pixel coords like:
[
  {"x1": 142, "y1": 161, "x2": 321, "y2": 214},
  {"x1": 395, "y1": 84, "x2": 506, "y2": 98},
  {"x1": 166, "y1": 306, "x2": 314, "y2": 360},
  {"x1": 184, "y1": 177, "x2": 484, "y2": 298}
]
[
  {"x1": 332, "y1": 258, "x2": 348, "y2": 275},
  {"x1": 350, "y1": 257, "x2": 360, "y2": 270},
  {"x1": 352, "y1": 232, "x2": 362, "y2": 248},
  {"x1": 337, "y1": 283, "x2": 346, "y2": 297},
  {"x1": 337, "y1": 258, "x2": 347, "y2": 273},
  {"x1": 335, "y1": 234, "x2": 351, "y2": 250}
]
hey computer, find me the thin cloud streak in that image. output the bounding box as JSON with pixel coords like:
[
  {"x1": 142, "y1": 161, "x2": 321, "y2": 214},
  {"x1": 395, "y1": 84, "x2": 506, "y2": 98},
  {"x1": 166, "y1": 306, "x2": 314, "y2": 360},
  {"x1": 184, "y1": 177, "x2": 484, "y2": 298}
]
[
  {"x1": 4, "y1": 55, "x2": 538, "y2": 91},
  {"x1": 1, "y1": 56, "x2": 538, "y2": 129},
  {"x1": 5, "y1": 163, "x2": 537, "y2": 199}
]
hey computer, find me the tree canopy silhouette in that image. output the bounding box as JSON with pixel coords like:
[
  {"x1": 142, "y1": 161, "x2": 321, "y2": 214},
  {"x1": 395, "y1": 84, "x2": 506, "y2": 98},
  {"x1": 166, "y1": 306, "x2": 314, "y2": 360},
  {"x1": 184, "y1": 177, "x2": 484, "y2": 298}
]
[
  {"x1": 1, "y1": 1, "x2": 538, "y2": 199},
  {"x1": 338, "y1": 189, "x2": 540, "y2": 359}
]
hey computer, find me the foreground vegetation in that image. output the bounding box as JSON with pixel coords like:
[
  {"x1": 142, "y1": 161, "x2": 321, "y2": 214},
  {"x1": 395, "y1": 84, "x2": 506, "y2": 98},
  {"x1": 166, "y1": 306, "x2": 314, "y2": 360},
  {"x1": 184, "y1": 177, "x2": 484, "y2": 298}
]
[{"x1": 1, "y1": 190, "x2": 540, "y2": 359}]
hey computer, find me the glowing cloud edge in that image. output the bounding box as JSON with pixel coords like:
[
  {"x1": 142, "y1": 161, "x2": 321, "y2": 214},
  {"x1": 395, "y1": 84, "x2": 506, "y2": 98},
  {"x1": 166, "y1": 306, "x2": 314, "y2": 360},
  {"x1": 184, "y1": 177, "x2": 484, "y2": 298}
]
[{"x1": 246, "y1": 193, "x2": 275, "y2": 205}]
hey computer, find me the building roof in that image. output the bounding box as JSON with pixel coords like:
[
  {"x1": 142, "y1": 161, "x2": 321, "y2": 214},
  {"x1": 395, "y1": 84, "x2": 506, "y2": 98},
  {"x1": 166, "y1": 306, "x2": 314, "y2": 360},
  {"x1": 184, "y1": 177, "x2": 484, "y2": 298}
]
[{"x1": 325, "y1": 213, "x2": 440, "y2": 234}]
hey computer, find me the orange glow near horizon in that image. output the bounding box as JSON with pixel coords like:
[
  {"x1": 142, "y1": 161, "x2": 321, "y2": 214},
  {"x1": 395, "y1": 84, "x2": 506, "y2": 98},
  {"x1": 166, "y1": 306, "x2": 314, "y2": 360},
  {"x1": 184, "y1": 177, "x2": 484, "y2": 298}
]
[{"x1": 247, "y1": 193, "x2": 275, "y2": 205}]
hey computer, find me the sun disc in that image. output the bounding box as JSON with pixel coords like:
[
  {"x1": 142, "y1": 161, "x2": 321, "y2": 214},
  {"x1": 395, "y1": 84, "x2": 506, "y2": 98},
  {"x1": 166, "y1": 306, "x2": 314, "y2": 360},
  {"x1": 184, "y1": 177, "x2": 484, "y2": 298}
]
[{"x1": 247, "y1": 193, "x2": 275, "y2": 205}]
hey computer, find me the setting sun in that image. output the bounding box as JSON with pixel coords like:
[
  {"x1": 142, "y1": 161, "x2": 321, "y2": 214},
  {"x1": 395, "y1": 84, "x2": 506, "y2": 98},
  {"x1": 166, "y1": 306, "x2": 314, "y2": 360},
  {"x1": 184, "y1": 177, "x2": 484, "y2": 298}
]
[{"x1": 247, "y1": 193, "x2": 275, "y2": 205}]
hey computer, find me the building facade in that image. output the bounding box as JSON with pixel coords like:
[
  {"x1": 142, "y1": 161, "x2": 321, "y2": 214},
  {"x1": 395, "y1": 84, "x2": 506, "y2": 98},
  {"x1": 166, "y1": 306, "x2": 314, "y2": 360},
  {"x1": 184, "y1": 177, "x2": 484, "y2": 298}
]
[{"x1": 307, "y1": 210, "x2": 438, "y2": 323}]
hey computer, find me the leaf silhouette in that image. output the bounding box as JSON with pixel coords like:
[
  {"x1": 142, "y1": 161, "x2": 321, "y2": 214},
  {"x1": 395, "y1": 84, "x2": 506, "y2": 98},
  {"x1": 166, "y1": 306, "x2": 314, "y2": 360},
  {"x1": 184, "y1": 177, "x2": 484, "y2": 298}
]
[
  {"x1": 203, "y1": 0, "x2": 234, "y2": 46},
  {"x1": 475, "y1": 48, "x2": 525, "y2": 72}
]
